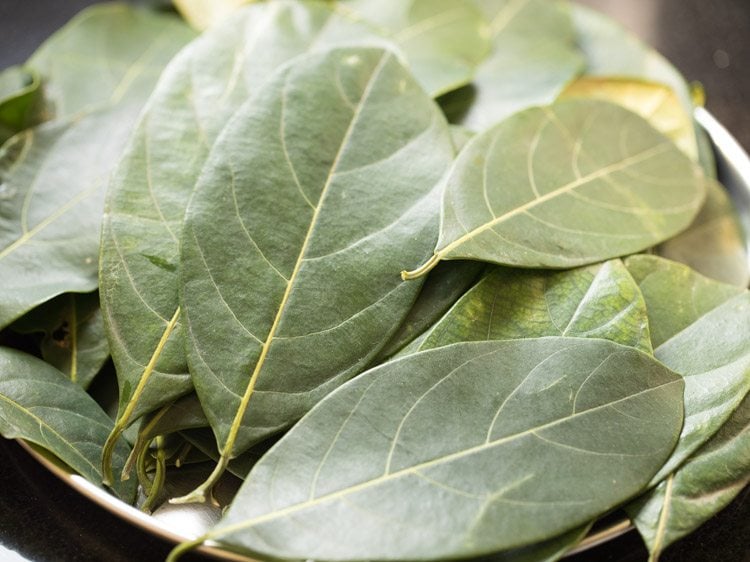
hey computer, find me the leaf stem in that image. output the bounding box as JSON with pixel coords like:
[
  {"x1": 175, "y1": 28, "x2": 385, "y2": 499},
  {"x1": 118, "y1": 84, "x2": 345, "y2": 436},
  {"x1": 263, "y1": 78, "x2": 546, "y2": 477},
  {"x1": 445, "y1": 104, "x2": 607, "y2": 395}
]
[
  {"x1": 101, "y1": 307, "x2": 181, "y2": 484},
  {"x1": 141, "y1": 437, "x2": 166, "y2": 513},
  {"x1": 401, "y1": 253, "x2": 440, "y2": 281},
  {"x1": 169, "y1": 452, "x2": 227, "y2": 506},
  {"x1": 166, "y1": 534, "x2": 209, "y2": 562}
]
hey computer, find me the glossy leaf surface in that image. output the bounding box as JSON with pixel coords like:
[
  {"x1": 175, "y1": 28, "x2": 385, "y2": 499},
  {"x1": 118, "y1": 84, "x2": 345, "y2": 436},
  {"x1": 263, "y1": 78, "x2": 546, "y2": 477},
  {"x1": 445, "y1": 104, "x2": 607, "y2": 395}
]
[
  {"x1": 12, "y1": 292, "x2": 108, "y2": 389},
  {"x1": 0, "y1": 5, "x2": 192, "y2": 329},
  {"x1": 441, "y1": 0, "x2": 583, "y2": 130},
  {"x1": 630, "y1": 391, "x2": 750, "y2": 559},
  {"x1": 422, "y1": 260, "x2": 651, "y2": 353},
  {"x1": 560, "y1": 77, "x2": 698, "y2": 160},
  {"x1": 180, "y1": 47, "x2": 453, "y2": 459},
  {"x1": 0, "y1": 66, "x2": 45, "y2": 144},
  {"x1": 657, "y1": 180, "x2": 749, "y2": 287},
  {"x1": 340, "y1": 0, "x2": 491, "y2": 97},
  {"x1": 100, "y1": 1, "x2": 375, "y2": 425},
  {"x1": 207, "y1": 339, "x2": 683, "y2": 560},
  {"x1": 0, "y1": 347, "x2": 134, "y2": 500},
  {"x1": 405, "y1": 99, "x2": 707, "y2": 277}
]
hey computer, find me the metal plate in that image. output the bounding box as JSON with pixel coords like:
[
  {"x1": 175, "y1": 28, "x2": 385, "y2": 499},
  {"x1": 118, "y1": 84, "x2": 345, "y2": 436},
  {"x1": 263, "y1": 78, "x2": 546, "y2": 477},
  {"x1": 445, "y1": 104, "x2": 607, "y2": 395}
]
[{"x1": 19, "y1": 110, "x2": 750, "y2": 560}]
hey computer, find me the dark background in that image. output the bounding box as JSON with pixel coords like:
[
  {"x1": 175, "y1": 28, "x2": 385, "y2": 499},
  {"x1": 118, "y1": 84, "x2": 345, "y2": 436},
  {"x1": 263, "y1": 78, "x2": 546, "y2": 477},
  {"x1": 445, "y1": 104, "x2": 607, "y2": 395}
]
[{"x1": 1, "y1": 1, "x2": 749, "y2": 561}]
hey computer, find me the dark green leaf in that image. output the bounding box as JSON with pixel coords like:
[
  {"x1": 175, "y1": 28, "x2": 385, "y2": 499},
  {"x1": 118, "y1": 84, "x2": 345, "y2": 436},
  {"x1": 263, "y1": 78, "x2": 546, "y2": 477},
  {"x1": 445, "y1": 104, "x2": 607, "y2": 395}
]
[
  {"x1": 196, "y1": 338, "x2": 683, "y2": 561},
  {"x1": 0, "y1": 347, "x2": 135, "y2": 501},
  {"x1": 421, "y1": 260, "x2": 652, "y2": 353},
  {"x1": 0, "y1": 5, "x2": 193, "y2": 329},
  {"x1": 404, "y1": 100, "x2": 707, "y2": 278},
  {"x1": 179, "y1": 47, "x2": 453, "y2": 500},
  {"x1": 0, "y1": 66, "x2": 45, "y2": 144},
  {"x1": 630, "y1": 390, "x2": 750, "y2": 559},
  {"x1": 11, "y1": 292, "x2": 108, "y2": 389}
]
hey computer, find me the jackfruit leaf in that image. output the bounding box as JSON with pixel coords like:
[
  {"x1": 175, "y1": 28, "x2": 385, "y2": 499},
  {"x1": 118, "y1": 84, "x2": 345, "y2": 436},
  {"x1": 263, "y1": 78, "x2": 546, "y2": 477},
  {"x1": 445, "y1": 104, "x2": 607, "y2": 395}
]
[
  {"x1": 0, "y1": 66, "x2": 45, "y2": 144},
  {"x1": 99, "y1": 1, "x2": 378, "y2": 454},
  {"x1": 193, "y1": 338, "x2": 683, "y2": 561},
  {"x1": 11, "y1": 292, "x2": 108, "y2": 389},
  {"x1": 0, "y1": 347, "x2": 135, "y2": 502},
  {"x1": 440, "y1": 0, "x2": 583, "y2": 130},
  {"x1": 657, "y1": 180, "x2": 750, "y2": 287},
  {"x1": 629, "y1": 390, "x2": 750, "y2": 560},
  {"x1": 403, "y1": 99, "x2": 707, "y2": 279},
  {"x1": 173, "y1": 0, "x2": 249, "y2": 29},
  {"x1": 421, "y1": 260, "x2": 651, "y2": 354},
  {"x1": 560, "y1": 77, "x2": 698, "y2": 160},
  {"x1": 178, "y1": 47, "x2": 453, "y2": 500},
  {"x1": 338, "y1": 0, "x2": 491, "y2": 97},
  {"x1": 0, "y1": 5, "x2": 193, "y2": 329}
]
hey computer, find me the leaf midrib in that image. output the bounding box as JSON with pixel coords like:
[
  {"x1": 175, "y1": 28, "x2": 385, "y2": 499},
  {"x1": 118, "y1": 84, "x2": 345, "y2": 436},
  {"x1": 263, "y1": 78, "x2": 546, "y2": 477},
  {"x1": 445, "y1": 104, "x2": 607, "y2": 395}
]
[
  {"x1": 438, "y1": 140, "x2": 672, "y2": 257},
  {"x1": 216, "y1": 51, "x2": 393, "y2": 458},
  {"x1": 211, "y1": 375, "x2": 680, "y2": 538}
]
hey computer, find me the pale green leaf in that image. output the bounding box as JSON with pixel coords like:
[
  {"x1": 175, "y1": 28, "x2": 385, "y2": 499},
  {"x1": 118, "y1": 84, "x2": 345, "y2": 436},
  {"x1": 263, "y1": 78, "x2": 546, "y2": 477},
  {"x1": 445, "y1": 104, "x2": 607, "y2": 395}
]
[
  {"x1": 100, "y1": 1, "x2": 377, "y2": 441},
  {"x1": 178, "y1": 47, "x2": 453, "y2": 498},
  {"x1": 404, "y1": 99, "x2": 707, "y2": 278},
  {"x1": 630, "y1": 391, "x2": 750, "y2": 559},
  {"x1": 0, "y1": 5, "x2": 193, "y2": 329},
  {"x1": 195, "y1": 338, "x2": 683, "y2": 561},
  {"x1": 173, "y1": 0, "x2": 249, "y2": 29},
  {"x1": 441, "y1": 0, "x2": 583, "y2": 130},
  {"x1": 570, "y1": 4, "x2": 694, "y2": 117},
  {"x1": 11, "y1": 292, "x2": 108, "y2": 389},
  {"x1": 0, "y1": 347, "x2": 134, "y2": 501},
  {"x1": 421, "y1": 260, "x2": 652, "y2": 354},
  {"x1": 657, "y1": 180, "x2": 750, "y2": 287},
  {"x1": 339, "y1": 0, "x2": 491, "y2": 97}
]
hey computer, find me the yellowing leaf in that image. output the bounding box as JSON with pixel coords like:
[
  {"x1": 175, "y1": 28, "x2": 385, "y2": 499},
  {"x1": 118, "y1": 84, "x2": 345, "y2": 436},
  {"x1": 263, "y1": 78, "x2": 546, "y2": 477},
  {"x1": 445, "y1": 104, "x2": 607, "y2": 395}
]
[
  {"x1": 173, "y1": 0, "x2": 250, "y2": 29},
  {"x1": 561, "y1": 77, "x2": 698, "y2": 161}
]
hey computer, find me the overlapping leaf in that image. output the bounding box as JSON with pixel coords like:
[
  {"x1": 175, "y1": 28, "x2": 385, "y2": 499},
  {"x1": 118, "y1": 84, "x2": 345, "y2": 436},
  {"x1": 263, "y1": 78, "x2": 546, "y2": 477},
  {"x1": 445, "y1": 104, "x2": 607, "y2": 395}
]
[
  {"x1": 193, "y1": 338, "x2": 683, "y2": 561},
  {"x1": 173, "y1": 0, "x2": 249, "y2": 29},
  {"x1": 0, "y1": 347, "x2": 135, "y2": 501},
  {"x1": 630, "y1": 391, "x2": 750, "y2": 560},
  {"x1": 100, "y1": 1, "x2": 378, "y2": 445},
  {"x1": 421, "y1": 260, "x2": 651, "y2": 353},
  {"x1": 338, "y1": 0, "x2": 491, "y2": 97},
  {"x1": 441, "y1": 0, "x2": 583, "y2": 130},
  {"x1": 179, "y1": 47, "x2": 453, "y2": 500},
  {"x1": 0, "y1": 4, "x2": 193, "y2": 329},
  {"x1": 0, "y1": 66, "x2": 45, "y2": 145},
  {"x1": 403, "y1": 99, "x2": 707, "y2": 278},
  {"x1": 12, "y1": 292, "x2": 108, "y2": 389}
]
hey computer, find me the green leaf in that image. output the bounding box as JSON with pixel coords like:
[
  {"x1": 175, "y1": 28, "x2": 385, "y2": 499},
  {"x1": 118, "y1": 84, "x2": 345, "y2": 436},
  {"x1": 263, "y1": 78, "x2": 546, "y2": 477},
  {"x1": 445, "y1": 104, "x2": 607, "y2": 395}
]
[
  {"x1": 657, "y1": 180, "x2": 750, "y2": 287},
  {"x1": 188, "y1": 338, "x2": 683, "y2": 561},
  {"x1": 559, "y1": 77, "x2": 698, "y2": 160},
  {"x1": 629, "y1": 390, "x2": 750, "y2": 560},
  {"x1": 339, "y1": 0, "x2": 491, "y2": 97},
  {"x1": 570, "y1": 4, "x2": 694, "y2": 117},
  {"x1": 99, "y1": 0, "x2": 381, "y2": 476},
  {"x1": 0, "y1": 5, "x2": 193, "y2": 329},
  {"x1": 421, "y1": 260, "x2": 652, "y2": 354},
  {"x1": 626, "y1": 256, "x2": 750, "y2": 480},
  {"x1": 0, "y1": 347, "x2": 135, "y2": 501},
  {"x1": 0, "y1": 66, "x2": 45, "y2": 145},
  {"x1": 11, "y1": 292, "x2": 108, "y2": 389},
  {"x1": 624, "y1": 255, "x2": 744, "y2": 349},
  {"x1": 373, "y1": 260, "x2": 484, "y2": 361},
  {"x1": 403, "y1": 99, "x2": 707, "y2": 279},
  {"x1": 178, "y1": 47, "x2": 453, "y2": 501},
  {"x1": 440, "y1": 0, "x2": 583, "y2": 130}
]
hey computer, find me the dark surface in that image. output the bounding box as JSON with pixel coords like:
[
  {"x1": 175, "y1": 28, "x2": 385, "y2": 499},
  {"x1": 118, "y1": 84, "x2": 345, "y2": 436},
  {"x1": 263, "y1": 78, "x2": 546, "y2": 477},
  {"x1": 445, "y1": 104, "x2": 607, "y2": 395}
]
[{"x1": 1, "y1": 1, "x2": 749, "y2": 561}]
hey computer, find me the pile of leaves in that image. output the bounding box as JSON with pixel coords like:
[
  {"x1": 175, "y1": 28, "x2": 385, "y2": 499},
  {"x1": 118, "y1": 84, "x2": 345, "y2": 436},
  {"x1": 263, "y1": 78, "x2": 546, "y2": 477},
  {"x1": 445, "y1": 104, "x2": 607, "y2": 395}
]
[{"x1": 1, "y1": 1, "x2": 748, "y2": 561}]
